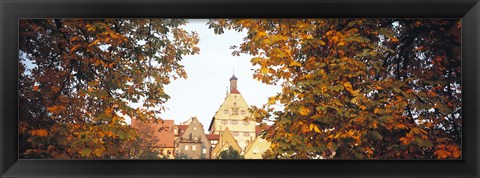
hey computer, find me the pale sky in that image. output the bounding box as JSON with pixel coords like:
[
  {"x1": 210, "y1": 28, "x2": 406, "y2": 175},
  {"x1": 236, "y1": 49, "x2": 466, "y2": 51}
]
[{"x1": 157, "y1": 19, "x2": 281, "y2": 129}]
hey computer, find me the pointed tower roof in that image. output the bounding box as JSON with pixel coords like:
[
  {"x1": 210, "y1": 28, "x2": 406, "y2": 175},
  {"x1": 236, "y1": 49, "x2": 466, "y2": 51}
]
[
  {"x1": 230, "y1": 74, "x2": 238, "y2": 81},
  {"x1": 211, "y1": 127, "x2": 242, "y2": 158}
]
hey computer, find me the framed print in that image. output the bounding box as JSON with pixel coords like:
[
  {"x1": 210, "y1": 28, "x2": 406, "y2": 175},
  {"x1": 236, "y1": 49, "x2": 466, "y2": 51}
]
[{"x1": 1, "y1": 0, "x2": 480, "y2": 177}]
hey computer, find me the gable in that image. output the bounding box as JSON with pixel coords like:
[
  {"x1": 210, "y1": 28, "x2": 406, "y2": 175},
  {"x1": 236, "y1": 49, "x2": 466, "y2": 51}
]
[
  {"x1": 177, "y1": 117, "x2": 210, "y2": 148},
  {"x1": 211, "y1": 128, "x2": 242, "y2": 158}
]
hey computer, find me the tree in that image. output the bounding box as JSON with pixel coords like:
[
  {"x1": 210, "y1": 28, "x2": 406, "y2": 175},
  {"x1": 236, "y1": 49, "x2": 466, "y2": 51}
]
[
  {"x1": 217, "y1": 146, "x2": 244, "y2": 159},
  {"x1": 19, "y1": 19, "x2": 199, "y2": 159},
  {"x1": 209, "y1": 19, "x2": 461, "y2": 159}
]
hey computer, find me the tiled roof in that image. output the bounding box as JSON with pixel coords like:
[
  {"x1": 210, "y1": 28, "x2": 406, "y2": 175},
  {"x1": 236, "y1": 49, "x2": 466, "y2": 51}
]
[
  {"x1": 206, "y1": 134, "x2": 220, "y2": 140},
  {"x1": 230, "y1": 88, "x2": 241, "y2": 94},
  {"x1": 255, "y1": 125, "x2": 271, "y2": 136},
  {"x1": 176, "y1": 125, "x2": 189, "y2": 136},
  {"x1": 132, "y1": 119, "x2": 175, "y2": 148}
]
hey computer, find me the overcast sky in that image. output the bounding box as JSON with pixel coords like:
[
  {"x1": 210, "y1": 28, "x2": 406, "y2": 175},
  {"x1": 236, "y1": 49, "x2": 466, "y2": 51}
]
[{"x1": 157, "y1": 19, "x2": 281, "y2": 129}]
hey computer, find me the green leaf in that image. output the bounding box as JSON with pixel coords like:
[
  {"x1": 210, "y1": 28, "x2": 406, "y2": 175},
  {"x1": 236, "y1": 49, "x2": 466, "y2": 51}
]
[
  {"x1": 393, "y1": 87, "x2": 401, "y2": 93},
  {"x1": 351, "y1": 97, "x2": 358, "y2": 103},
  {"x1": 348, "y1": 21, "x2": 357, "y2": 27},
  {"x1": 81, "y1": 148, "x2": 92, "y2": 157},
  {"x1": 371, "y1": 130, "x2": 383, "y2": 141},
  {"x1": 354, "y1": 152, "x2": 364, "y2": 159}
]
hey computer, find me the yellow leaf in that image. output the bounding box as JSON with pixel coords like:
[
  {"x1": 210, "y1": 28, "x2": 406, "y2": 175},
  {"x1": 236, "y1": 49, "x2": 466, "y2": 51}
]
[
  {"x1": 289, "y1": 61, "x2": 302, "y2": 67},
  {"x1": 267, "y1": 96, "x2": 276, "y2": 105},
  {"x1": 260, "y1": 67, "x2": 268, "y2": 74},
  {"x1": 343, "y1": 81, "x2": 352, "y2": 90},
  {"x1": 88, "y1": 39, "x2": 100, "y2": 47},
  {"x1": 93, "y1": 147, "x2": 105, "y2": 157},
  {"x1": 298, "y1": 106, "x2": 310, "y2": 116},
  {"x1": 313, "y1": 125, "x2": 321, "y2": 133}
]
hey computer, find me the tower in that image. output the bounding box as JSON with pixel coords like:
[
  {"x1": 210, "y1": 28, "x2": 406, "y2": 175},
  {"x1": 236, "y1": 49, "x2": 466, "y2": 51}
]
[
  {"x1": 230, "y1": 74, "x2": 238, "y2": 94},
  {"x1": 208, "y1": 74, "x2": 256, "y2": 151}
]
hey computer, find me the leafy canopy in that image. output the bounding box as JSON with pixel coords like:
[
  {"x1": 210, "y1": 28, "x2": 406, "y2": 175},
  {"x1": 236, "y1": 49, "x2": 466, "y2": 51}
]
[
  {"x1": 19, "y1": 19, "x2": 199, "y2": 159},
  {"x1": 209, "y1": 19, "x2": 461, "y2": 159}
]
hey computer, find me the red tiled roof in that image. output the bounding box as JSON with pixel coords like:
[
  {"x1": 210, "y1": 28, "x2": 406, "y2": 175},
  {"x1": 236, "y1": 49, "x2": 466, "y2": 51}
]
[
  {"x1": 176, "y1": 125, "x2": 189, "y2": 136},
  {"x1": 132, "y1": 119, "x2": 175, "y2": 148},
  {"x1": 255, "y1": 125, "x2": 271, "y2": 136},
  {"x1": 206, "y1": 134, "x2": 220, "y2": 140},
  {"x1": 230, "y1": 88, "x2": 241, "y2": 94}
]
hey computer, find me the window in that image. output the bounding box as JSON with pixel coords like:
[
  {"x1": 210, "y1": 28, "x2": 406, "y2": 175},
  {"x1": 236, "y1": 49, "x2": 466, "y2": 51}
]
[
  {"x1": 192, "y1": 145, "x2": 196, "y2": 151},
  {"x1": 243, "y1": 132, "x2": 249, "y2": 137},
  {"x1": 233, "y1": 132, "x2": 239, "y2": 136},
  {"x1": 202, "y1": 148, "x2": 207, "y2": 154},
  {"x1": 232, "y1": 108, "x2": 239, "y2": 115},
  {"x1": 193, "y1": 127, "x2": 197, "y2": 131},
  {"x1": 233, "y1": 102, "x2": 237, "y2": 106},
  {"x1": 184, "y1": 145, "x2": 189, "y2": 150},
  {"x1": 231, "y1": 120, "x2": 238, "y2": 125},
  {"x1": 222, "y1": 120, "x2": 228, "y2": 124},
  {"x1": 243, "y1": 121, "x2": 249, "y2": 125},
  {"x1": 224, "y1": 109, "x2": 229, "y2": 114},
  {"x1": 241, "y1": 110, "x2": 246, "y2": 115}
]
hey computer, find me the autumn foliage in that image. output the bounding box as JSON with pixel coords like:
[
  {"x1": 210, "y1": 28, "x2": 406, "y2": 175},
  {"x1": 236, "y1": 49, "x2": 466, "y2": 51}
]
[
  {"x1": 19, "y1": 19, "x2": 461, "y2": 160},
  {"x1": 19, "y1": 19, "x2": 199, "y2": 159},
  {"x1": 209, "y1": 19, "x2": 461, "y2": 159}
]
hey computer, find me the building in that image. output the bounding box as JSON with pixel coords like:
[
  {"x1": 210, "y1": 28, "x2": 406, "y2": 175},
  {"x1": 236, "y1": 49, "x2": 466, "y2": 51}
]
[
  {"x1": 174, "y1": 117, "x2": 211, "y2": 159},
  {"x1": 244, "y1": 125, "x2": 272, "y2": 159},
  {"x1": 208, "y1": 75, "x2": 257, "y2": 150},
  {"x1": 206, "y1": 134, "x2": 220, "y2": 151},
  {"x1": 131, "y1": 119, "x2": 175, "y2": 159},
  {"x1": 210, "y1": 127, "x2": 242, "y2": 159}
]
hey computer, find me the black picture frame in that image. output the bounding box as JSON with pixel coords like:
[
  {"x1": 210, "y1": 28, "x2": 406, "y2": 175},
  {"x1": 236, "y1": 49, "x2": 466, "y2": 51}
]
[{"x1": 1, "y1": 0, "x2": 479, "y2": 177}]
